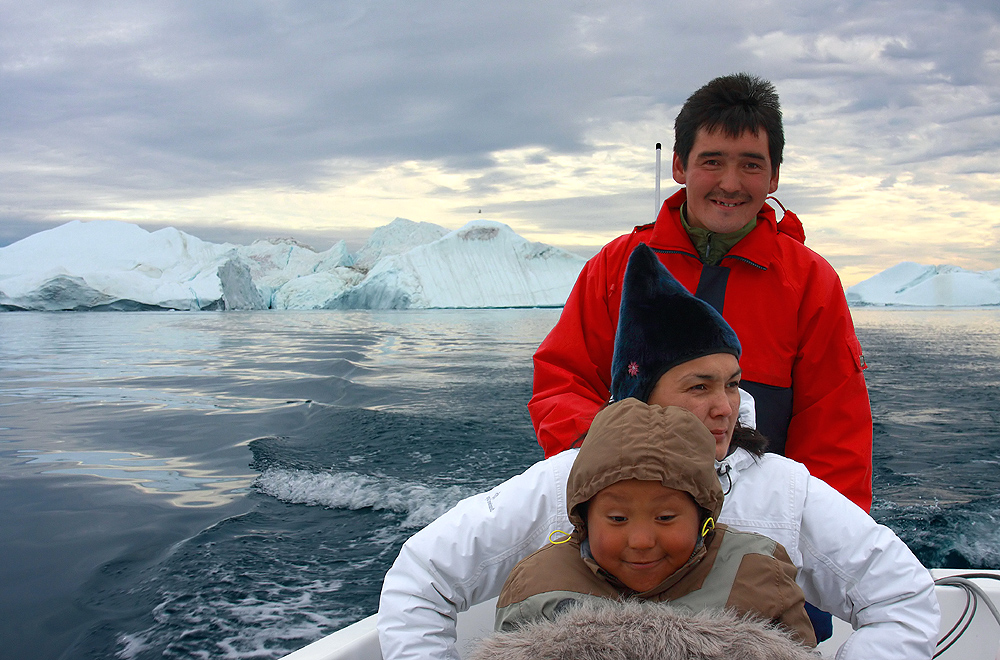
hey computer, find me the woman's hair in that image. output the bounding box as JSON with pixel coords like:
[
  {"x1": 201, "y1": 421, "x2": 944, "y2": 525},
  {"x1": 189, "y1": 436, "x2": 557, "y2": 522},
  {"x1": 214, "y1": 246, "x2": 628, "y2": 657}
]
[{"x1": 730, "y1": 421, "x2": 768, "y2": 457}]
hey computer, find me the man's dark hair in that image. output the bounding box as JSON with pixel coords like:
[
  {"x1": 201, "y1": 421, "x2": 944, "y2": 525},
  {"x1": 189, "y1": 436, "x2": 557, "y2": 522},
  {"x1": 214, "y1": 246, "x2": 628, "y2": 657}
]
[{"x1": 673, "y1": 73, "x2": 784, "y2": 170}]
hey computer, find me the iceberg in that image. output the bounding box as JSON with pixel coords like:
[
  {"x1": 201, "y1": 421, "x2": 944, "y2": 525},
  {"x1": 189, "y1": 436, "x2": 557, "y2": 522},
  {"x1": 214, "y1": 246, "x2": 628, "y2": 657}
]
[
  {"x1": 233, "y1": 238, "x2": 354, "y2": 307},
  {"x1": 351, "y1": 218, "x2": 448, "y2": 272},
  {"x1": 846, "y1": 262, "x2": 1000, "y2": 307},
  {"x1": 0, "y1": 218, "x2": 587, "y2": 311},
  {"x1": 0, "y1": 221, "x2": 247, "y2": 311},
  {"x1": 272, "y1": 270, "x2": 364, "y2": 310},
  {"x1": 330, "y1": 221, "x2": 585, "y2": 309}
]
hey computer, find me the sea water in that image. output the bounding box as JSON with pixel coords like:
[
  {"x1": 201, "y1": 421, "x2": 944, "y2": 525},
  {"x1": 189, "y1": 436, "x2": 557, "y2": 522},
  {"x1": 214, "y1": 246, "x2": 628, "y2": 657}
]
[{"x1": 0, "y1": 308, "x2": 998, "y2": 660}]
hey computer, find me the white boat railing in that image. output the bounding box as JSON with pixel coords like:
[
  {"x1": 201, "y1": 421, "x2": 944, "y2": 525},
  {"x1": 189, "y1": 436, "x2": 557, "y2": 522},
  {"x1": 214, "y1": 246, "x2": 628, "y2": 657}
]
[{"x1": 281, "y1": 569, "x2": 1000, "y2": 660}]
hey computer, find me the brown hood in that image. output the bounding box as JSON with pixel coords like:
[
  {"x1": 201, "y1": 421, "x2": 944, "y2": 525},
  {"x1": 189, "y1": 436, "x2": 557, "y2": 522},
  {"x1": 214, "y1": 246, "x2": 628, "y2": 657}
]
[{"x1": 567, "y1": 398, "x2": 723, "y2": 534}]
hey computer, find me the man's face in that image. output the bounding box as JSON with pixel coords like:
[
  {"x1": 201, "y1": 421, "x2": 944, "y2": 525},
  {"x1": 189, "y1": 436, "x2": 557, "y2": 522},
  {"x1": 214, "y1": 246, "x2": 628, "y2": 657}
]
[
  {"x1": 586, "y1": 479, "x2": 701, "y2": 593},
  {"x1": 646, "y1": 353, "x2": 741, "y2": 460},
  {"x1": 672, "y1": 127, "x2": 780, "y2": 234}
]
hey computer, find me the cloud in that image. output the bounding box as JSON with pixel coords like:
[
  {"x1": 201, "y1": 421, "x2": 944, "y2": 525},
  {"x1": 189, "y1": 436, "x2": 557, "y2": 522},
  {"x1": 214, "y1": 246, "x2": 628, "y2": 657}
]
[
  {"x1": 0, "y1": 2, "x2": 772, "y2": 191},
  {"x1": 0, "y1": 0, "x2": 998, "y2": 279}
]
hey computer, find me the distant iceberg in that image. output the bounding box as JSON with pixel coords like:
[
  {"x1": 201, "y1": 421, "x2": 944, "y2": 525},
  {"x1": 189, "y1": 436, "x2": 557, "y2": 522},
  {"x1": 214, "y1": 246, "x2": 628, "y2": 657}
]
[
  {"x1": 351, "y1": 218, "x2": 448, "y2": 272},
  {"x1": 846, "y1": 262, "x2": 1000, "y2": 307},
  {"x1": 331, "y1": 221, "x2": 584, "y2": 309},
  {"x1": 232, "y1": 237, "x2": 355, "y2": 308},
  {"x1": 0, "y1": 221, "x2": 239, "y2": 311},
  {"x1": 0, "y1": 218, "x2": 586, "y2": 311}
]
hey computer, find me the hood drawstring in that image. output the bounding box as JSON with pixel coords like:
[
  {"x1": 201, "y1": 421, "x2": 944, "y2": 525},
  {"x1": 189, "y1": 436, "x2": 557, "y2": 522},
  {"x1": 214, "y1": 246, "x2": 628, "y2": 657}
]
[
  {"x1": 716, "y1": 462, "x2": 732, "y2": 496},
  {"x1": 549, "y1": 530, "x2": 573, "y2": 545}
]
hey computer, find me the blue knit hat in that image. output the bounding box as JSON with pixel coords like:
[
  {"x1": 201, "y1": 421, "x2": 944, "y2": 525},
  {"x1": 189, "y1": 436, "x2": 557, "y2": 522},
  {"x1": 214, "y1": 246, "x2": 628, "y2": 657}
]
[{"x1": 610, "y1": 244, "x2": 741, "y2": 403}]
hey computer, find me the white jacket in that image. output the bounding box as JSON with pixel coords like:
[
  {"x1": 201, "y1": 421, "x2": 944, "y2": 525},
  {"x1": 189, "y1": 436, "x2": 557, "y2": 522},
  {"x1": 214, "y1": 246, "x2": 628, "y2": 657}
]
[{"x1": 377, "y1": 447, "x2": 940, "y2": 660}]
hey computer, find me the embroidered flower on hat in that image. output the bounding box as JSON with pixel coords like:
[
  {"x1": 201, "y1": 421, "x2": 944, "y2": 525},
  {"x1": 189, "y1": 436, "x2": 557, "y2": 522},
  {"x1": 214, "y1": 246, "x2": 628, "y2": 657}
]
[{"x1": 627, "y1": 361, "x2": 639, "y2": 377}]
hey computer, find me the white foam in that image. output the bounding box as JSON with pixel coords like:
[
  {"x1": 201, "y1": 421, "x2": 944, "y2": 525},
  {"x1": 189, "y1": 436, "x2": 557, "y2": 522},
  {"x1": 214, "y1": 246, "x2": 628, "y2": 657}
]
[
  {"x1": 116, "y1": 581, "x2": 349, "y2": 660},
  {"x1": 253, "y1": 468, "x2": 472, "y2": 528}
]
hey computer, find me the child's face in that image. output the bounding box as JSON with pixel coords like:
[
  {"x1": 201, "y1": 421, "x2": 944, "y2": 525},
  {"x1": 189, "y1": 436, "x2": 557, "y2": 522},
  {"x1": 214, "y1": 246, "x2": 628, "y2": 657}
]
[{"x1": 586, "y1": 479, "x2": 701, "y2": 593}]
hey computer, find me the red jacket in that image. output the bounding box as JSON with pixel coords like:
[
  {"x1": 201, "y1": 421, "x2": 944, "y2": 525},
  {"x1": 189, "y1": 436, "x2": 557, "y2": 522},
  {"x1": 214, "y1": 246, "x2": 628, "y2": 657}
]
[{"x1": 529, "y1": 189, "x2": 873, "y2": 511}]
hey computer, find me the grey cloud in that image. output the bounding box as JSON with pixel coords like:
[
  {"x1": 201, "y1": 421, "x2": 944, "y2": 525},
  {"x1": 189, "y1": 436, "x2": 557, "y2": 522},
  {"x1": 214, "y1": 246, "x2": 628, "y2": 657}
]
[
  {"x1": 0, "y1": 218, "x2": 66, "y2": 249},
  {"x1": 1, "y1": 0, "x2": 999, "y2": 246},
  {"x1": 764, "y1": 181, "x2": 844, "y2": 218},
  {"x1": 465, "y1": 189, "x2": 655, "y2": 236},
  {"x1": 0, "y1": 1, "x2": 761, "y2": 194}
]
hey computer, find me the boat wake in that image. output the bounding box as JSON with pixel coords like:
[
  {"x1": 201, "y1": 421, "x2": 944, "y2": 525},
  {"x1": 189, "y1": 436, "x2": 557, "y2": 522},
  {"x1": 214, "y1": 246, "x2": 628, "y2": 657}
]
[
  {"x1": 874, "y1": 494, "x2": 1000, "y2": 569},
  {"x1": 254, "y1": 467, "x2": 474, "y2": 528}
]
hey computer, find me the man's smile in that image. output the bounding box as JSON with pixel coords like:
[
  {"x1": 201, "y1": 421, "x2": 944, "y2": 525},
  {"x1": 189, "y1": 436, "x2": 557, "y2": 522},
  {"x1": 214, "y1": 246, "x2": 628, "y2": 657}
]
[{"x1": 708, "y1": 195, "x2": 751, "y2": 209}]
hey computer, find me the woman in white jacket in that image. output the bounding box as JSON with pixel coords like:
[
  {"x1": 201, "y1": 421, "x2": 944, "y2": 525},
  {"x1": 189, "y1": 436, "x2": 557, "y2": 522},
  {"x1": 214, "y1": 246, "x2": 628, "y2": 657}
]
[{"x1": 377, "y1": 245, "x2": 939, "y2": 659}]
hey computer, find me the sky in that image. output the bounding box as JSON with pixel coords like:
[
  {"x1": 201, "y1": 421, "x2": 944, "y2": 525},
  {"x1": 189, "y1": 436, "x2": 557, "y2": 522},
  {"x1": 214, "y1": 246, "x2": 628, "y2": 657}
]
[{"x1": 1, "y1": 0, "x2": 998, "y2": 286}]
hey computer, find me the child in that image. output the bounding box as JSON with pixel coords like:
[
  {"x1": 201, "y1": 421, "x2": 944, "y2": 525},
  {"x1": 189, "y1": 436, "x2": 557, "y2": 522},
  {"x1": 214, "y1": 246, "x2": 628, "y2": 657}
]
[{"x1": 494, "y1": 398, "x2": 816, "y2": 647}]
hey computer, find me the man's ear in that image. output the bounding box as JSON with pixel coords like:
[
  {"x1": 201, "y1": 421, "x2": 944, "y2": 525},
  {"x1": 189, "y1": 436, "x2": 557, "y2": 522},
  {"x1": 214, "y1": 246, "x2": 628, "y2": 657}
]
[
  {"x1": 768, "y1": 163, "x2": 780, "y2": 194},
  {"x1": 672, "y1": 152, "x2": 687, "y2": 185}
]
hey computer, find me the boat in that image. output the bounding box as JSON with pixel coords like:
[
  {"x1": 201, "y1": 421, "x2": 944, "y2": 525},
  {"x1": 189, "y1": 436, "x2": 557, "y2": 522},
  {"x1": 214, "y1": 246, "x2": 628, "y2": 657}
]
[{"x1": 281, "y1": 569, "x2": 1000, "y2": 660}]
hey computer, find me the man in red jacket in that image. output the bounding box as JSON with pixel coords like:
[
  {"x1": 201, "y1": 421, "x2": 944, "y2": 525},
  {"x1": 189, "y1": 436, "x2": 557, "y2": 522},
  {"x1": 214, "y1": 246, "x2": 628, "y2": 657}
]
[{"x1": 529, "y1": 73, "x2": 873, "y2": 512}]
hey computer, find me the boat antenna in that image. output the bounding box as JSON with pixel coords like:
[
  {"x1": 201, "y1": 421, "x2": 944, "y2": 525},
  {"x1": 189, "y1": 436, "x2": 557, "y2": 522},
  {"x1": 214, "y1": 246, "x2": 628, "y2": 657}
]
[{"x1": 655, "y1": 143, "x2": 662, "y2": 220}]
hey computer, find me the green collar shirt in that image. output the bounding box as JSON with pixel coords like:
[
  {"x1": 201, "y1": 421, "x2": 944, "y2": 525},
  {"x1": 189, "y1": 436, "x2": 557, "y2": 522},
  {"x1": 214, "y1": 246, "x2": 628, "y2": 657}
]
[{"x1": 679, "y1": 204, "x2": 756, "y2": 266}]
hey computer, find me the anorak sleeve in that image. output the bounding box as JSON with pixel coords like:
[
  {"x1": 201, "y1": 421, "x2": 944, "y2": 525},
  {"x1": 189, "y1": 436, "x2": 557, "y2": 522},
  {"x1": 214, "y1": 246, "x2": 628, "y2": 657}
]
[
  {"x1": 796, "y1": 475, "x2": 940, "y2": 660},
  {"x1": 726, "y1": 541, "x2": 816, "y2": 648},
  {"x1": 377, "y1": 451, "x2": 576, "y2": 660},
  {"x1": 785, "y1": 257, "x2": 873, "y2": 511},
  {"x1": 528, "y1": 243, "x2": 626, "y2": 456}
]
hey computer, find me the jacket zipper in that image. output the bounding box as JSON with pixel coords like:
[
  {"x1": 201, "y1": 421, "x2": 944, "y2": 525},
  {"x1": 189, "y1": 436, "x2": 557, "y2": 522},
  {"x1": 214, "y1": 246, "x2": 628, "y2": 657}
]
[
  {"x1": 649, "y1": 246, "x2": 767, "y2": 271},
  {"x1": 721, "y1": 254, "x2": 767, "y2": 271}
]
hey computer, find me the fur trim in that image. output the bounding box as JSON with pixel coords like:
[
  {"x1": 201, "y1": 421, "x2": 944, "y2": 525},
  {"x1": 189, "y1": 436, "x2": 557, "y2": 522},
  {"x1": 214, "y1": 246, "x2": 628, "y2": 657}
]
[{"x1": 468, "y1": 599, "x2": 815, "y2": 660}]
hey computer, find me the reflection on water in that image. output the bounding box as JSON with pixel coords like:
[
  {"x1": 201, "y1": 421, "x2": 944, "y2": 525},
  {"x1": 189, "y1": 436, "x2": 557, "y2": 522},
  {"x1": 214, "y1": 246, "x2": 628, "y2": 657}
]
[
  {"x1": 0, "y1": 310, "x2": 558, "y2": 660},
  {"x1": 1, "y1": 308, "x2": 999, "y2": 660},
  {"x1": 0, "y1": 310, "x2": 560, "y2": 414},
  {"x1": 20, "y1": 450, "x2": 254, "y2": 507},
  {"x1": 853, "y1": 308, "x2": 1000, "y2": 507}
]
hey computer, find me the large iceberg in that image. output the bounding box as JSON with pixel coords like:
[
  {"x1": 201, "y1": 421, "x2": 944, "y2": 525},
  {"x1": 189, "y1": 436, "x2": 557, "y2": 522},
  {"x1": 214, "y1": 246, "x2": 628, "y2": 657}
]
[
  {"x1": 232, "y1": 237, "x2": 355, "y2": 308},
  {"x1": 0, "y1": 221, "x2": 242, "y2": 311},
  {"x1": 351, "y1": 218, "x2": 448, "y2": 272},
  {"x1": 0, "y1": 221, "x2": 359, "y2": 311},
  {"x1": 0, "y1": 218, "x2": 586, "y2": 311},
  {"x1": 331, "y1": 221, "x2": 585, "y2": 309},
  {"x1": 846, "y1": 262, "x2": 1000, "y2": 307}
]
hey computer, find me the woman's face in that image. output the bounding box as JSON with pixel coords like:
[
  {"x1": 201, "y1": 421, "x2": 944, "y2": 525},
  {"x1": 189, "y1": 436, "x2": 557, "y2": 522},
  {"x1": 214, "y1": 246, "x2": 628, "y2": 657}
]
[{"x1": 646, "y1": 353, "x2": 741, "y2": 460}]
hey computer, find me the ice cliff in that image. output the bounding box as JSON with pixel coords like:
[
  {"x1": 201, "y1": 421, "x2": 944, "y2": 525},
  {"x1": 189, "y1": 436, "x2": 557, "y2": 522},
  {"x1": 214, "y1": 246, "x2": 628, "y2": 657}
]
[
  {"x1": 351, "y1": 218, "x2": 449, "y2": 272},
  {"x1": 846, "y1": 262, "x2": 1000, "y2": 307},
  {"x1": 0, "y1": 218, "x2": 586, "y2": 311},
  {"x1": 331, "y1": 222, "x2": 584, "y2": 309}
]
